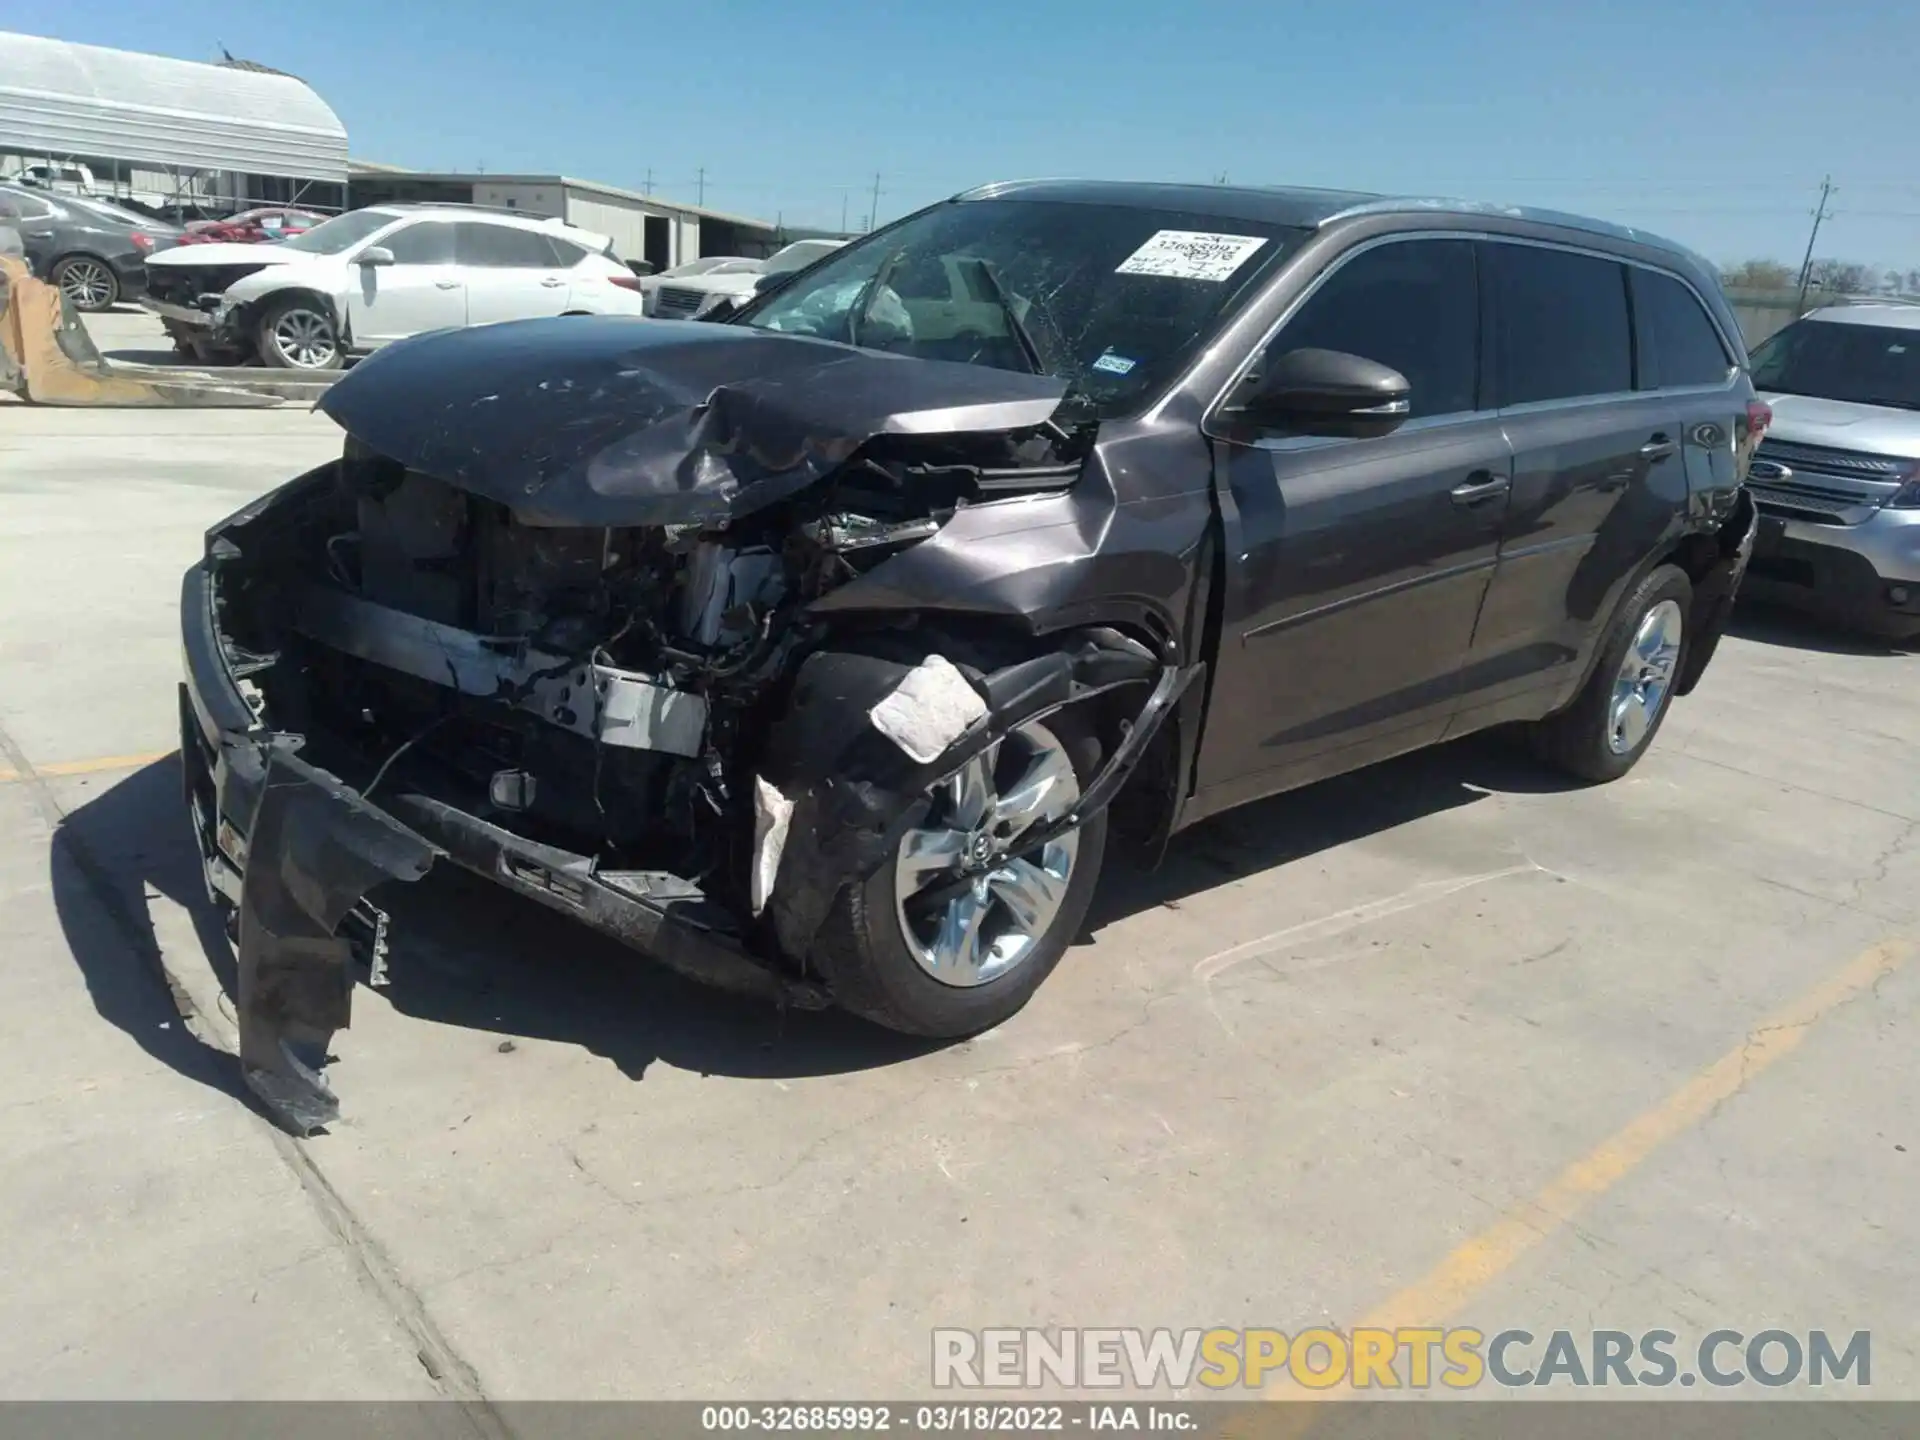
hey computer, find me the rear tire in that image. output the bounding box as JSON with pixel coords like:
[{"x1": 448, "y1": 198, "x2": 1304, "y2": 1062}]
[
  {"x1": 811, "y1": 714, "x2": 1106, "y2": 1038},
  {"x1": 1530, "y1": 564, "x2": 1692, "y2": 783},
  {"x1": 51, "y1": 254, "x2": 119, "y2": 312}
]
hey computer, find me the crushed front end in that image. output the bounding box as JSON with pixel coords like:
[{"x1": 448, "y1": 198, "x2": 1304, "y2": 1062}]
[{"x1": 178, "y1": 320, "x2": 1185, "y2": 1133}]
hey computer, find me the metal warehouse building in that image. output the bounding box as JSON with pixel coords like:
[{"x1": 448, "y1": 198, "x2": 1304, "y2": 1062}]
[
  {"x1": 343, "y1": 166, "x2": 783, "y2": 271},
  {"x1": 0, "y1": 30, "x2": 348, "y2": 211}
]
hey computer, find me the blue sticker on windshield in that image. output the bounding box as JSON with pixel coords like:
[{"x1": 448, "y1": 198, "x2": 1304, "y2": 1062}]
[{"x1": 1091, "y1": 351, "x2": 1137, "y2": 376}]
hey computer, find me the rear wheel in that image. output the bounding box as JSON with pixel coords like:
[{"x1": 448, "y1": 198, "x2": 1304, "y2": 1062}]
[
  {"x1": 1531, "y1": 564, "x2": 1691, "y2": 782},
  {"x1": 51, "y1": 254, "x2": 118, "y2": 312},
  {"x1": 811, "y1": 715, "x2": 1106, "y2": 1037},
  {"x1": 255, "y1": 296, "x2": 342, "y2": 370}
]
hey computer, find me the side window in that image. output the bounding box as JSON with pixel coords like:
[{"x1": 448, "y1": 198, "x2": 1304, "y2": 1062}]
[
  {"x1": 1633, "y1": 268, "x2": 1734, "y2": 389},
  {"x1": 455, "y1": 223, "x2": 562, "y2": 268},
  {"x1": 1488, "y1": 243, "x2": 1632, "y2": 404},
  {"x1": 1272, "y1": 239, "x2": 1479, "y2": 418},
  {"x1": 545, "y1": 237, "x2": 587, "y2": 266},
  {"x1": 380, "y1": 222, "x2": 453, "y2": 265},
  {"x1": 1, "y1": 190, "x2": 53, "y2": 220}
]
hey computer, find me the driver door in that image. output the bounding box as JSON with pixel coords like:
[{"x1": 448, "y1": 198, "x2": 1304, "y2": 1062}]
[
  {"x1": 346, "y1": 220, "x2": 465, "y2": 347},
  {"x1": 1195, "y1": 236, "x2": 1513, "y2": 802}
]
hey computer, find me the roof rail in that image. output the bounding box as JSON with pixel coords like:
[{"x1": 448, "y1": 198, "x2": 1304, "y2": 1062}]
[
  {"x1": 378, "y1": 200, "x2": 560, "y2": 221},
  {"x1": 1316, "y1": 196, "x2": 1715, "y2": 272}
]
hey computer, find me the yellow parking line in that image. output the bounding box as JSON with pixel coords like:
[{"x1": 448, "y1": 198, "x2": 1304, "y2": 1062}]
[
  {"x1": 0, "y1": 749, "x2": 174, "y2": 785},
  {"x1": 1266, "y1": 936, "x2": 1911, "y2": 1401}
]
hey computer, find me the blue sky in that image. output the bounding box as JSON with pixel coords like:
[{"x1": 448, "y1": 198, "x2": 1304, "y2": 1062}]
[{"x1": 14, "y1": 0, "x2": 1920, "y2": 270}]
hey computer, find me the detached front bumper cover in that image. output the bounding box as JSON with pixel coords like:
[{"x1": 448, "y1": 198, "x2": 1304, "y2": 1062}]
[{"x1": 235, "y1": 746, "x2": 435, "y2": 1133}]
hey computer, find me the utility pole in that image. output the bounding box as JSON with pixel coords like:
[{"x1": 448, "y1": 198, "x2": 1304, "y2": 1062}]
[
  {"x1": 643, "y1": 168, "x2": 653, "y2": 196},
  {"x1": 840, "y1": 192, "x2": 849, "y2": 234},
  {"x1": 866, "y1": 172, "x2": 883, "y2": 232},
  {"x1": 696, "y1": 167, "x2": 706, "y2": 206},
  {"x1": 1795, "y1": 175, "x2": 1836, "y2": 312}
]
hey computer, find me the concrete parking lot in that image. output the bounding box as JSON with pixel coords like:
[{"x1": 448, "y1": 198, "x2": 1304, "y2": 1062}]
[{"x1": 1, "y1": 398, "x2": 1916, "y2": 1404}]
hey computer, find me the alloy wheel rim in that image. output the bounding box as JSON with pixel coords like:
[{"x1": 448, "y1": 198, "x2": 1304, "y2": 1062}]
[
  {"x1": 273, "y1": 309, "x2": 337, "y2": 368},
  {"x1": 60, "y1": 259, "x2": 113, "y2": 309},
  {"x1": 1607, "y1": 599, "x2": 1684, "y2": 754},
  {"x1": 893, "y1": 721, "x2": 1081, "y2": 988}
]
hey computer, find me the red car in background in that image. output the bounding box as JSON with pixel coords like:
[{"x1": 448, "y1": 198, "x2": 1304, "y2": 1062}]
[{"x1": 178, "y1": 206, "x2": 326, "y2": 245}]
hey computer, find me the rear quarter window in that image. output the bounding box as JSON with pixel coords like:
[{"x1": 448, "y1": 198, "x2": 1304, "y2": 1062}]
[{"x1": 1632, "y1": 268, "x2": 1734, "y2": 389}]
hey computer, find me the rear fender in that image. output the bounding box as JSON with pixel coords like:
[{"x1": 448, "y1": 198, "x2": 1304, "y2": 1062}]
[{"x1": 1675, "y1": 488, "x2": 1758, "y2": 696}]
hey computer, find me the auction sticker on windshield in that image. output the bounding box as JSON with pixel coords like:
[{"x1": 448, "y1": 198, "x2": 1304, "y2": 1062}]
[{"x1": 1115, "y1": 230, "x2": 1268, "y2": 282}]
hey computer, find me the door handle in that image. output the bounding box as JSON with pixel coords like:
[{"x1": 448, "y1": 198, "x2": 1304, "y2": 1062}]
[
  {"x1": 1450, "y1": 473, "x2": 1511, "y2": 506},
  {"x1": 539, "y1": 277, "x2": 566, "y2": 288},
  {"x1": 434, "y1": 279, "x2": 460, "y2": 290},
  {"x1": 1640, "y1": 435, "x2": 1677, "y2": 461}
]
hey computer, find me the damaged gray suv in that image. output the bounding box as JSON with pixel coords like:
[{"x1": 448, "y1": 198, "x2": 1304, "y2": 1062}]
[{"x1": 179, "y1": 180, "x2": 1763, "y2": 1130}]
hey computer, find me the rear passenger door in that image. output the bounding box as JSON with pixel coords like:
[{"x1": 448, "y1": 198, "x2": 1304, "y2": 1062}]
[
  {"x1": 457, "y1": 223, "x2": 574, "y2": 326},
  {"x1": 1454, "y1": 241, "x2": 1687, "y2": 727}
]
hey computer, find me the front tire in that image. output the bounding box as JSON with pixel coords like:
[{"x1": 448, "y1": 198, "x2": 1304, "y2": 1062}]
[
  {"x1": 1531, "y1": 563, "x2": 1692, "y2": 783},
  {"x1": 255, "y1": 296, "x2": 343, "y2": 370},
  {"x1": 811, "y1": 715, "x2": 1107, "y2": 1037},
  {"x1": 51, "y1": 254, "x2": 119, "y2": 312}
]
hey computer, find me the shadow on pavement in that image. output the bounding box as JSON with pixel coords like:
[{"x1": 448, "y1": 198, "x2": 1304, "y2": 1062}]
[
  {"x1": 53, "y1": 735, "x2": 1573, "y2": 1109},
  {"x1": 1087, "y1": 730, "x2": 1572, "y2": 928},
  {"x1": 46, "y1": 758, "x2": 255, "y2": 1112},
  {"x1": 1730, "y1": 599, "x2": 1918, "y2": 657}
]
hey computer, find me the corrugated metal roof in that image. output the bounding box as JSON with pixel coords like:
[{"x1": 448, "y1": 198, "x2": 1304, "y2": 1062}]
[{"x1": 0, "y1": 31, "x2": 347, "y2": 182}]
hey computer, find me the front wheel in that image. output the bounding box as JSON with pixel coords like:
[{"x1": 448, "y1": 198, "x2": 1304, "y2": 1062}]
[
  {"x1": 255, "y1": 296, "x2": 343, "y2": 370},
  {"x1": 811, "y1": 715, "x2": 1107, "y2": 1037},
  {"x1": 1530, "y1": 564, "x2": 1692, "y2": 783},
  {"x1": 51, "y1": 255, "x2": 119, "y2": 312}
]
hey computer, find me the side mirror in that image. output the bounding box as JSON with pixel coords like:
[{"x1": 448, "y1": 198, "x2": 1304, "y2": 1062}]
[
  {"x1": 751, "y1": 270, "x2": 792, "y2": 297},
  {"x1": 1235, "y1": 347, "x2": 1412, "y2": 438},
  {"x1": 356, "y1": 246, "x2": 395, "y2": 267}
]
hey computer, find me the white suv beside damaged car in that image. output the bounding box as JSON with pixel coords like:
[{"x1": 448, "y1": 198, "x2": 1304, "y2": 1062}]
[{"x1": 142, "y1": 205, "x2": 650, "y2": 368}]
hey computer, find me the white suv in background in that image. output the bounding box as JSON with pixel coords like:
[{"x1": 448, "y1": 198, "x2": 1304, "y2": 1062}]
[
  {"x1": 142, "y1": 204, "x2": 650, "y2": 368},
  {"x1": 648, "y1": 238, "x2": 845, "y2": 319}
]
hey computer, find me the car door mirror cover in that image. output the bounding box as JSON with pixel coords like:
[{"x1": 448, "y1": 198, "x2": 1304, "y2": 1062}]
[
  {"x1": 1237, "y1": 347, "x2": 1413, "y2": 438},
  {"x1": 357, "y1": 246, "x2": 395, "y2": 267}
]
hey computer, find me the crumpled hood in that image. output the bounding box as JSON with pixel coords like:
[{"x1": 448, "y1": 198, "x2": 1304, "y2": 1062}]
[
  {"x1": 147, "y1": 241, "x2": 303, "y2": 269},
  {"x1": 315, "y1": 316, "x2": 1071, "y2": 526}
]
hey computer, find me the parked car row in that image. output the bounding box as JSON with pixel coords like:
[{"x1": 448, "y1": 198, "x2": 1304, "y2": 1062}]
[{"x1": 141, "y1": 203, "x2": 649, "y2": 367}]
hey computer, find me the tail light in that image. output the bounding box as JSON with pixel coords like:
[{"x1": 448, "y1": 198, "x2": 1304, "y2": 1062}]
[
  {"x1": 1746, "y1": 400, "x2": 1772, "y2": 441},
  {"x1": 607, "y1": 274, "x2": 643, "y2": 292},
  {"x1": 129, "y1": 232, "x2": 155, "y2": 252}
]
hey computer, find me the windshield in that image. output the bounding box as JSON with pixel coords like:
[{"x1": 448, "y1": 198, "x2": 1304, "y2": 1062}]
[
  {"x1": 279, "y1": 209, "x2": 399, "y2": 256},
  {"x1": 1750, "y1": 317, "x2": 1920, "y2": 411},
  {"x1": 739, "y1": 198, "x2": 1305, "y2": 414}
]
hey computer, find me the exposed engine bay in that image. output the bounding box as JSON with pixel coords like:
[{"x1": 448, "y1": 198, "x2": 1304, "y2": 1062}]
[{"x1": 215, "y1": 419, "x2": 1097, "y2": 914}]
